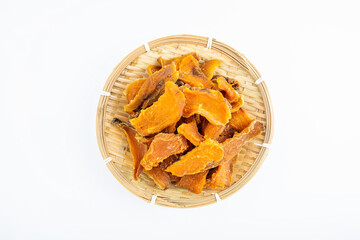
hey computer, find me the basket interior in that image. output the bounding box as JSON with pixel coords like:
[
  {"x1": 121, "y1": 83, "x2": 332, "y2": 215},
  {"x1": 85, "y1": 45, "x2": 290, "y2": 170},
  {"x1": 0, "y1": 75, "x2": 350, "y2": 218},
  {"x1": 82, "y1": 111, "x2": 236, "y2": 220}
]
[{"x1": 98, "y1": 38, "x2": 271, "y2": 208}]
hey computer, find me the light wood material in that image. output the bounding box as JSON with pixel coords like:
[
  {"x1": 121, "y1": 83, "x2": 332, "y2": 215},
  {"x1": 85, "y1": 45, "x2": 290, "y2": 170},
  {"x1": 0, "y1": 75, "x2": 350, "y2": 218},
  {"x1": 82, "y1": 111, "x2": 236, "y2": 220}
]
[{"x1": 96, "y1": 35, "x2": 274, "y2": 208}]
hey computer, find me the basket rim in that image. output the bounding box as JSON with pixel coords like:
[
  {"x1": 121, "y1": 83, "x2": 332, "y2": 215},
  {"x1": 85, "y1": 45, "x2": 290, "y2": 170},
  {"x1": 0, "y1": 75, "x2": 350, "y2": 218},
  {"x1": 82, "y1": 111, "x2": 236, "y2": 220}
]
[{"x1": 96, "y1": 34, "x2": 274, "y2": 208}]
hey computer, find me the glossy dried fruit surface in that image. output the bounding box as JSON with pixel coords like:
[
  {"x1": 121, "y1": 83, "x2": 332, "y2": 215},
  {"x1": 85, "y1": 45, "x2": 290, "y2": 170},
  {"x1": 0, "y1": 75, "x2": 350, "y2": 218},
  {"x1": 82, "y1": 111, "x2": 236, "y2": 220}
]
[
  {"x1": 201, "y1": 59, "x2": 221, "y2": 80},
  {"x1": 183, "y1": 88, "x2": 231, "y2": 125},
  {"x1": 130, "y1": 81, "x2": 185, "y2": 136},
  {"x1": 230, "y1": 94, "x2": 244, "y2": 113},
  {"x1": 141, "y1": 133, "x2": 189, "y2": 170},
  {"x1": 147, "y1": 65, "x2": 161, "y2": 75},
  {"x1": 229, "y1": 108, "x2": 253, "y2": 132},
  {"x1": 179, "y1": 55, "x2": 214, "y2": 88},
  {"x1": 112, "y1": 119, "x2": 146, "y2": 181},
  {"x1": 177, "y1": 170, "x2": 209, "y2": 194},
  {"x1": 124, "y1": 62, "x2": 179, "y2": 113},
  {"x1": 166, "y1": 138, "x2": 224, "y2": 177},
  {"x1": 177, "y1": 119, "x2": 203, "y2": 146},
  {"x1": 216, "y1": 76, "x2": 239, "y2": 103},
  {"x1": 125, "y1": 78, "x2": 146, "y2": 103}
]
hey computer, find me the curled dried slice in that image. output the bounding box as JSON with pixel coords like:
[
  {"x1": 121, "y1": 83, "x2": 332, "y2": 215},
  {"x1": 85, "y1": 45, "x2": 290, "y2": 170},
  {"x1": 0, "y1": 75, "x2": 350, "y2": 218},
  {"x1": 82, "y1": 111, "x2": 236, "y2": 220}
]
[
  {"x1": 208, "y1": 156, "x2": 236, "y2": 189},
  {"x1": 179, "y1": 55, "x2": 214, "y2": 88},
  {"x1": 221, "y1": 120, "x2": 264, "y2": 163},
  {"x1": 130, "y1": 81, "x2": 185, "y2": 136},
  {"x1": 141, "y1": 133, "x2": 189, "y2": 170},
  {"x1": 204, "y1": 123, "x2": 225, "y2": 140},
  {"x1": 177, "y1": 170, "x2": 209, "y2": 194},
  {"x1": 229, "y1": 108, "x2": 253, "y2": 132},
  {"x1": 201, "y1": 59, "x2": 221, "y2": 80},
  {"x1": 124, "y1": 62, "x2": 179, "y2": 113},
  {"x1": 177, "y1": 119, "x2": 203, "y2": 146},
  {"x1": 141, "y1": 81, "x2": 165, "y2": 109},
  {"x1": 147, "y1": 65, "x2": 161, "y2": 75},
  {"x1": 144, "y1": 167, "x2": 170, "y2": 190},
  {"x1": 166, "y1": 138, "x2": 224, "y2": 177},
  {"x1": 125, "y1": 78, "x2": 146, "y2": 103},
  {"x1": 158, "y1": 52, "x2": 199, "y2": 70},
  {"x1": 216, "y1": 76, "x2": 239, "y2": 103},
  {"x1": 112, "y1": 118, "x2": 146, "y2": 181},
  {"x1": 183, "y1": 88, "x2": 231, "y2": 125},
  {"x1": 230, "y1": 94, "x2": 244, "y2": 113}
]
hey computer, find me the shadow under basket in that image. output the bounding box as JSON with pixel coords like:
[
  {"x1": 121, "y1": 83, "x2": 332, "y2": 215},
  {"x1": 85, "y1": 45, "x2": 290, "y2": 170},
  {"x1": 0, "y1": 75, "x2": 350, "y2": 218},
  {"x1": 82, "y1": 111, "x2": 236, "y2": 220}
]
[{"x1": 96, "y1": 35, "x2": 274, "y2": 208}]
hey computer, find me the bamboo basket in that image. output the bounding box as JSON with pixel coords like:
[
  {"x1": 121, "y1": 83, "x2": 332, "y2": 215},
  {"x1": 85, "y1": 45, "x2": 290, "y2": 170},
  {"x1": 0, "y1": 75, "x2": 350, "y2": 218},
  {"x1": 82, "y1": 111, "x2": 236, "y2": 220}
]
[{"x1": 96, "y1": 35, "x2": 274, "y2": 208}]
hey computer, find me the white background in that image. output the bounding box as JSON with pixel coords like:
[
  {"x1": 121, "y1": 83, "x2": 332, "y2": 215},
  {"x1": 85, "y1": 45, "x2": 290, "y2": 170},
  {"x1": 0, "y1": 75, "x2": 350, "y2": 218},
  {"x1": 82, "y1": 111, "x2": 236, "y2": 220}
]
[{"x1": 1, "y1": 0, "x2": 359, "y2": 239}]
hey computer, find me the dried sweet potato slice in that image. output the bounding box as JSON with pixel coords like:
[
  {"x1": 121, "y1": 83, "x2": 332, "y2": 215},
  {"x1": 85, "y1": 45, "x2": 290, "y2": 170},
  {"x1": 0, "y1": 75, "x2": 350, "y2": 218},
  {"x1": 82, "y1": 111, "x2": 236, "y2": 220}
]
[
  {"x1": 158, "y1": 52, "x2": 199, "y2": 70},
  {"x1": 208, "y1": 156, "x2": 236, "y2": 189},
  {"x1": 229, "y1": 108, "x2": 253, "y2": 132},
  {"x1": 177, "y1": 119, "x2": 203, "y2": 146},
  {"x1": 124, "y1": 62, "x2": 179, "y2": 113},
  {"x1": 183, "y1": 88, "x2": 231, "y2": 125},
  {"x1": 204, "y1": 123, "x2": 225, "y2": 140},
  {"x1": 141, "y1": 133, "x2": 189, "y2": 170},
  {"x1": 112, "y1": 118, "x2": 146, "y2": 181},
  {"x1": 179, "y1": 55, "x2": 214, "y2": 88},
  {"x1": 125, "y1": 78, "x2": 146, "y2": 103},
  {"x1": 216, "y1": 124, "x2": 235, "y2": 143},
  {"x1": 141, "y1": 81, "x2": 165, "y2": 109},
  {"x1": 221, "y1": 120, "x2": 264, "y2": 163},
  {"x1": 230, "y1": 94, "x2": 244, "y2": 113},
  {"x1": 166, "y1": 138, "x2": 224, "y2": 177},
  {"x1": 177, "y1": 170, "x2": 209, "y2": 194},
  {"x1": 147, "y1": 65, "x2": 161, "y2": 75},
  {"x1": 135, "y1": 134, "x2": 154, "y2": 146},
  {"x1": 164, "y1": 121, "x2": 178, "y2": 133},
  {"x1": 216, "y1": 76, "x2": 239, "y2": 103},
  {"x1": 130, "y1": 81, "x2": 185, "y2": 136},
  {"x1": 144, "y1": 167, "x2": 170, "y2": 190},
  {"x1": 201, "y1": 59, "x2": 221, "y2": 80}
]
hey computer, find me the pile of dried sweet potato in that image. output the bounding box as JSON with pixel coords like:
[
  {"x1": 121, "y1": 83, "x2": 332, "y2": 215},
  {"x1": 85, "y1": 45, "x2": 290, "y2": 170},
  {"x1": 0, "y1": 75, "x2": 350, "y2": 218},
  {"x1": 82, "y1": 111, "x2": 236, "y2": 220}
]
[{"x1": 113, "y1": 53, "x2": 263, "y2": 194}]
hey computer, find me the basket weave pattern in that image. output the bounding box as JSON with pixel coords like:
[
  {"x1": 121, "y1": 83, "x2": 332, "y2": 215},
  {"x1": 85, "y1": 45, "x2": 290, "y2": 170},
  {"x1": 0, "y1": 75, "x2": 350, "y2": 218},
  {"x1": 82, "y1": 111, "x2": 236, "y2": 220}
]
[{"x1": 96, "y1": 35, "x2": 273, "y2": 208}]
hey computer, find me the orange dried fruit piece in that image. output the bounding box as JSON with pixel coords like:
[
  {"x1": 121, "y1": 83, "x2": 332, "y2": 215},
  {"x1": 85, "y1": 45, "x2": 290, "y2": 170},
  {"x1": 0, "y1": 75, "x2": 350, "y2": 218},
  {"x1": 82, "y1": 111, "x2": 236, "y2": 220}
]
[
  {"x1": 177, "y1": 119, "x2": 204, "y2": 146},
  {"x1": 179, "y1": 55, "x2": 214, "y2": 88},
  {"x1": 216, "y1": 124, "x2": 235, "y2": 143},
  {"x1": 141, "y1": 81, "x2": 165, "y2": 109},
  {"x1": 201, "y1": 59, "x2": 221, "y2": 80},
  {"x1": 166, "y1": 138, "x2": 224, "y2": 177},
  {"x1": 208, "y1": 156, "x2": 236, "y2": 189},
  {"x1": 230, "y1": 94, "x2": 244, "y2": 113},
  {"x1": 124, "y1": 78, "x2": 146, "y2": 103},
  {"x1": 147, "y1": 65, "x2": 161, "y2": 75},
  {"x1": 221, "y1": 120, "x2": 264, "y2": 163},
  {"x1": 130, "y1": 81, "x2": 185, "y2": 136},
  {"x1": 229, "y1": 108, "x2": 253, "y2": 132},
  {"x1": 158, "y1": 52, "x2": 199, "y2": 70},
  {"x1": 176, "y1": 170, "x2": 209, "y2": 194},
  {"x1": 124, "y1": 62, "x2": 179, "y2": 113},
  {"x1": 204, "y1": 122, "x2": 225, "y2": 140},
  {"x1": 144, "y1": 167, "x2": 171, "y2": 190},
  {"x1": 216, "y1": 76, "x2": 239, "y2": 103},
  {"x1": 183, "y1": 88, "x2": 231, "y2": 126},
  {"x1": 141, "y1": 133, "x2": 189, "y2": 170},
  {"x1": 112, "y1": 118, "x2": 146, "y2": 181}
]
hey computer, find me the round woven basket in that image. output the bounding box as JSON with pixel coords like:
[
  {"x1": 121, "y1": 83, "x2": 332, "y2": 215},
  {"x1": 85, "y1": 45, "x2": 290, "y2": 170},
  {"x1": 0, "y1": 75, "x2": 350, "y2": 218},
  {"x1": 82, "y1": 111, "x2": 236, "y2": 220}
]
[{"x1": 96, "y1": 35, "x2": 274, "y2": 208}]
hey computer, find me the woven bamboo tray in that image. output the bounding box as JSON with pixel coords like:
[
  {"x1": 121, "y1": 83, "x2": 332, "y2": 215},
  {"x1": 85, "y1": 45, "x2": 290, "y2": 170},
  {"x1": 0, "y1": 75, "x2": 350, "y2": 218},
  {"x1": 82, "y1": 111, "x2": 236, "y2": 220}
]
[{"x1": 96, "y1": 35, "x2": 274, "y2": 208}]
